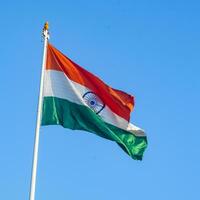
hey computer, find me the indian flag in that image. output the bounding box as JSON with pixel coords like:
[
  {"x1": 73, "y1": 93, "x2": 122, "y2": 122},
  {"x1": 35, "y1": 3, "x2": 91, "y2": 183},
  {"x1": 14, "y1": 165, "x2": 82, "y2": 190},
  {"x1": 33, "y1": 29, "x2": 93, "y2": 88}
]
[{"x1": 42, "y1": 43, "x2": 148, "y2": 160}]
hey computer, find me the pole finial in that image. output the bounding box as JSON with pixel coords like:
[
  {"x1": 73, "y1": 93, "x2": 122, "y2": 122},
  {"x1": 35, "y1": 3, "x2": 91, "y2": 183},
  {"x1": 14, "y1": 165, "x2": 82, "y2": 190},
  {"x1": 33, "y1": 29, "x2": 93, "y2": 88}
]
[
  {"x1": 43, "y1": 22, "x2": 49, "y2": 31},
  {"x1": 42, "y1": 21, "x2": 49, "y2": 39}
]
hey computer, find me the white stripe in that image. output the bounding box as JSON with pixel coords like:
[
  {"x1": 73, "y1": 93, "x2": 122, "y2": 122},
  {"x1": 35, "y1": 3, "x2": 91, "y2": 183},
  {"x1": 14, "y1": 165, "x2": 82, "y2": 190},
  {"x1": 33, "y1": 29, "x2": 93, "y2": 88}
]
[{"x1": 43, "y1": 70, "x2": 145, "y2": 136}]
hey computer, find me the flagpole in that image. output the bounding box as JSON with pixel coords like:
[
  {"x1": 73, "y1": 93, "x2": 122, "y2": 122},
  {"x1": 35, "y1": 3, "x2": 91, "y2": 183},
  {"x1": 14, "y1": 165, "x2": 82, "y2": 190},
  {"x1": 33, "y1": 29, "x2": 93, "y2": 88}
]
[{"x1": 29, "y1": 22, "x2": 49, "y2": 200}]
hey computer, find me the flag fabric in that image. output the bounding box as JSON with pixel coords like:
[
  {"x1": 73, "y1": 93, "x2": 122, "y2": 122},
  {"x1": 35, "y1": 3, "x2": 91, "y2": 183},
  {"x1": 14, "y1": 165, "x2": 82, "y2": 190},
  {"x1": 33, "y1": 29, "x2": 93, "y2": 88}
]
[{"x1": 41, "y1": 43, "x2": 147, "y2": 160}]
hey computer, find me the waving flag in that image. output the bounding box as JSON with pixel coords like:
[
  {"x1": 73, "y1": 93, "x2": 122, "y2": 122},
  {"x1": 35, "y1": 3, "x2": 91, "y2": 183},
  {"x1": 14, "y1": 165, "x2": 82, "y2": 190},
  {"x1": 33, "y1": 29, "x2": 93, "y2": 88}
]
[{"x1": 42, "y1": 43, "x2": 147, "y2": 160}]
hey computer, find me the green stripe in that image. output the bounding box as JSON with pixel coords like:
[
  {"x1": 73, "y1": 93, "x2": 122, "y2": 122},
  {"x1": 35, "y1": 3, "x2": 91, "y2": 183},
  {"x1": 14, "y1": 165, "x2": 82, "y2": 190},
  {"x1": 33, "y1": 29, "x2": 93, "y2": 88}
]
[{"x1": 42, "y1": 97, "x2": 147, "y2": 160}]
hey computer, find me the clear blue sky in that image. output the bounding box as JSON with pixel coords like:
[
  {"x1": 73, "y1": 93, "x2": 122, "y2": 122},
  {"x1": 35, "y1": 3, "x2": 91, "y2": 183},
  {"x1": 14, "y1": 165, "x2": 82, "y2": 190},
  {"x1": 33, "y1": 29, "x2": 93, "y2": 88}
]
[{"x1": 0, "y1": 0, "x2": 200, "y2": 199}]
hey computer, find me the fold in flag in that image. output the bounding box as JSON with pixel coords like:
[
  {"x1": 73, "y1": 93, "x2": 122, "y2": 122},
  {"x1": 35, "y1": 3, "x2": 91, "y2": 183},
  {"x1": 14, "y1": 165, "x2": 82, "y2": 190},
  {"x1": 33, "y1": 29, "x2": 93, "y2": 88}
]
[{"x1": 42, "y1": 43, "x2": 147, "y2": 160}]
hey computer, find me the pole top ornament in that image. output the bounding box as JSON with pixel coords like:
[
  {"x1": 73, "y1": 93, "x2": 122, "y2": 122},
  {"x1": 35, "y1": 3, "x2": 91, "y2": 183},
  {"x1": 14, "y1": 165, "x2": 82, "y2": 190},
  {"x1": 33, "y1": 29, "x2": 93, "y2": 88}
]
[
  {"x1": 43, "y1": 22, "x2": 49, "y2": 31},
  {"x1": 42, "y1": 22, "x2": 49, "y2": 39}
]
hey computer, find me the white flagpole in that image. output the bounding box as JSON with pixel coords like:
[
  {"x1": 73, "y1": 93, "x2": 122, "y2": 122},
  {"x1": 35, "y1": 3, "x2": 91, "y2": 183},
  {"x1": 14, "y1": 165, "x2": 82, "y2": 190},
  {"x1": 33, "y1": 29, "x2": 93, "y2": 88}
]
[{"x1": 29, "y1": 22, "x2": 49, "y2": 200}]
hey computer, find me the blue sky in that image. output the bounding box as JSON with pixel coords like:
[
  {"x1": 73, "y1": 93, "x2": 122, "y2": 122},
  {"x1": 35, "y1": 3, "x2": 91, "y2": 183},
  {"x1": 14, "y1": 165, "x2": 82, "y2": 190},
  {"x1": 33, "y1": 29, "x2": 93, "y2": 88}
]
[{"x1": 0, "y1": 0, "x2": 200, "y2": 199}]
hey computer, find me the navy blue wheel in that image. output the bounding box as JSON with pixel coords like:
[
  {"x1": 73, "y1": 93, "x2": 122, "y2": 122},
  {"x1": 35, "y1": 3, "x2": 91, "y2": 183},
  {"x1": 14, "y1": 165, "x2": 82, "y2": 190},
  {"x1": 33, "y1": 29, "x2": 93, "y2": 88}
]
[{"x1": 82, "y1": 91, "x2": 105, "y2": 114}]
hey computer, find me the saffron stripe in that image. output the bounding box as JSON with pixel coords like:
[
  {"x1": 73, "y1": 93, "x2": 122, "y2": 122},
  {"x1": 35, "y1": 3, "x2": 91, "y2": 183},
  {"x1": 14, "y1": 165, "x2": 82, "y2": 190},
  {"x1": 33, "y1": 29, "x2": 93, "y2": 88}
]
[{"x1": 46, "y1": 43, "x2": 134, "y2": 121}]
